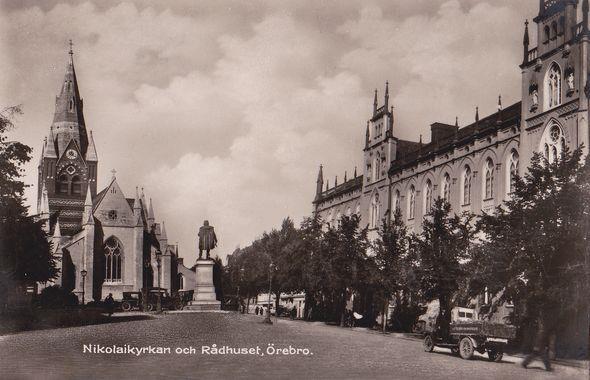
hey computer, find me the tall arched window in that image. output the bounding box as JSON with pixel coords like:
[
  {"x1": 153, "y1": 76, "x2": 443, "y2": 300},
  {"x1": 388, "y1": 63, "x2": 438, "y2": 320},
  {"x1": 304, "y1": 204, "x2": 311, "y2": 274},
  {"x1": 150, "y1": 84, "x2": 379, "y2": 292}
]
[
  {"x1": 58, "y1": 174, "x2": 69, "y2": 194},
  {"x1": 392, "y1": 189, "x2": 401, "y2": 213},
  {"x1": 408, "y1": 186, "x2": 416, "y2": 220},
  {"x1": 484, "y1": 158, "x2": 494, "y2": 199},
  {"x1": 104, "y1": 237, "x2": 122, "y2": 282},
  {"x1": 71, "y1": 175, "x2": 82, "y2": 195},
  {"x1": 508, "y1": 150, "x2": 519, "y2": 195},
  {"x1": 442, "y1": 174, "x2": 451, "y2": 203},
  {"x1": 545, "y1": 63, "x2": 562, "y2": 109},
  {"x1": 178, "y1": 273, "x2": 185, "y2": 290},
  {"x1": 424, "y1": 180, "x2": 433, "y2": 214},
  {"x1": 462, "y1": 166, "x2": 472, "y2": 205},
  {"x1": 370, "y1": 193, "x2": 380, "y2": 228},
  {"x1": 540, "y1": 123, "x2": 566, "y2": 164}
]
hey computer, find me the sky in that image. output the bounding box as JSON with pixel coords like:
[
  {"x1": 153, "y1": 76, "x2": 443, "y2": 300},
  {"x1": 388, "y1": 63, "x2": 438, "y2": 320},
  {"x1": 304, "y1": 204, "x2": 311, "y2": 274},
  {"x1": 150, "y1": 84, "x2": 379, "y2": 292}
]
[{"x1": 0, "y1": 0, "x2": 537, "y2": 264}]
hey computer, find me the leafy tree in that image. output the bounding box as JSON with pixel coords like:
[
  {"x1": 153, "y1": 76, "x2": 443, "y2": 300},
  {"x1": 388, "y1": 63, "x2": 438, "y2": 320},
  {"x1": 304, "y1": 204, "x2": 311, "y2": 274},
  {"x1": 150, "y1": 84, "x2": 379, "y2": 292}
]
[
  {"x1": 410, "y1": 198, "x2": 475, "y2": 337},
  {"x1": 470, "y1": 149, "x2": 589, "y2": 356},
  {"x1": 0, "y1": 106, "x2": 58, "y2": 306}
]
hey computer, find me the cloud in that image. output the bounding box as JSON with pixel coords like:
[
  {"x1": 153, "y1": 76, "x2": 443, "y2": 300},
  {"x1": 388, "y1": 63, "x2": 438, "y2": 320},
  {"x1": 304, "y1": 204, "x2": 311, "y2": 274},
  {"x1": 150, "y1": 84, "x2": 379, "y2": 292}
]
[{"x1": 0, "y1": 1, "x2": 534, "y2": 262}]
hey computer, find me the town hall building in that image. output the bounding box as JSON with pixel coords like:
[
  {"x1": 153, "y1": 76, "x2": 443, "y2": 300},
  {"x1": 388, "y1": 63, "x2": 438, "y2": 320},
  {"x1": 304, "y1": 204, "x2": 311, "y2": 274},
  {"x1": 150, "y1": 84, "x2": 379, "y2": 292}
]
[{"x1": 36, "y1": 45, "x2": 195, "y2": 302}]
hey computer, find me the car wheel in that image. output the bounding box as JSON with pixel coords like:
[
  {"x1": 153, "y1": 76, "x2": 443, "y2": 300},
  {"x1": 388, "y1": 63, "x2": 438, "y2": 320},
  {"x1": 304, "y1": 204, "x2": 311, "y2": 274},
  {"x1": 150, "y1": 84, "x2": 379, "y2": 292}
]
[
  {"x1": 423, "y1": 335, "x2": 435, "y2": 352},
  {"x1": 488, "y1": 349, "x2": 503, "y2": 362},
  {"x1": 146, "y1": 303, "x2": 154, "y2": 312},
  {"x1": 121, "y1": 301, "x2": 132, "y2": 312},
  {"x1": 459, "y1": 337, "x2": 475, "y2": 360}
]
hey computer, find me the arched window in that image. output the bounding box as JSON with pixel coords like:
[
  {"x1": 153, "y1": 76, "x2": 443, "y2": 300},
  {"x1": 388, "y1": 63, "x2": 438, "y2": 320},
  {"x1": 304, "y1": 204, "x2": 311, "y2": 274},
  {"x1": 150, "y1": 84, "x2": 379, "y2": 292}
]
[
  {"x1": 71, "y1": 175, "x2": 82, "y2": 195},
  {"x1": 58, "y1": 174, "x2": 69, "y2": 194},
  {"x1": 442, "y1": 173, "x2": 451, "y2": 203},
  {"x1": 545, "y1": 63, "x2": 562, "y2": 109},
  {"x1": 424, "y1": 180, "x2": 433, "y2": 214},
  {"x1": 540, "y1": 123, "x2": 566, "y2": 164},
  {"x1": 544, "y1": 25, "x2": 550, "y2": 43},
  {"x1": 484, "y1": 158, "x2": 494, "y2": 199},
  {"x1": 392, "y1": 189, "x2": 401, "y2": 213},
  {"x1": 462, "y1": 166, "x2": 472, "y2": 205},
  {"x1": 508, "y1": 150, "x2": 519, "y2": 195},
  {"x1": 104, "y1": 237, "x2": 122, "y2": 282},
  {"x1": 408, "y1": 186, "x2": 416, "y2": 220},
  {"x1": 178, "y1": 273, "x2": 185, "y2": 290},
  {"x1": 551, "y1": 21, "x2": 558, "y2": 39},
  {"x1": 370, "y1": 193, "x2": 380, "y2": 228}
]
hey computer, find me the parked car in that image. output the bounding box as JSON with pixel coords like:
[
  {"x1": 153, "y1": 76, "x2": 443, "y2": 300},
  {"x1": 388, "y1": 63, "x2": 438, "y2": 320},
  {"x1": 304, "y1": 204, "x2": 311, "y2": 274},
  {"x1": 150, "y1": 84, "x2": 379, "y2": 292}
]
[{"x1": 120, "y1": 288, "x2": 183, "y2": 312}]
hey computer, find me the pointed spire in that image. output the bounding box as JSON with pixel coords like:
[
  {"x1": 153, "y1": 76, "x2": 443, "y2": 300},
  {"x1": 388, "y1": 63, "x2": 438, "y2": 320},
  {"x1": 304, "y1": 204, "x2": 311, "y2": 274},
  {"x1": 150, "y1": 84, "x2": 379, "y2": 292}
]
[
  {"x1": 475, "y1": 106, "x2": 480, "y2": 123},
  {"x1": 384, "y1": 81, "x2": 389, "y2": 109},
  {"x1": 85, "y1": 130, "x2": 98, "y2": 161},
  {"x1": 148, "y1": 198, "x2": 155, "y2": 226},
  {"x1": 161, "y1": 221, "x2": 168, "y2": 240},
  {"x1": 326, "y1": 180, "x2": 330, "y2": 191},
  {"x1": 455, "y1": 116, "x2": 459, "y2": 127},
  {"x1": 45, "y1": 129, "x2": 57, "y2": 158},
  {"x1": 84, "y1": 184, "x2": 92, "y2": 206},
  {"x1": 83, "y1": 184, "x2": 94, "y2": 225},
  {"x1": 133, "y1": 187, "x2": 141, "y2": 210},
  {"x1": 54, "y1": 217, "x2": 62, "y2": 238},
  {"x1": 344, "y1": 171, "x2": 347, "y2": 182},
  {"x1": 373, "y1": 89, "x2": 378, "y2": 115},
  {"x1": 39, "y1": 137, "x2": 47, "y2": 166},
  {"x1": 39, "y1": 181, "x2": 50, "y2": 215},
  {"x1": 52, "y1": 40, "x2": 85, "y2": 128},
  {"x1": 140, "y1": 187, "x2": 147, "y2": 216},
  {"x1": 335, "y1": 176, "x2": 338, "y2": 187},
  {"x1": 419, "y1": 134, "x2": 423, "y2": 145},
  {"x1": 354, "y1": 166, "x2": 357, "y2": 178},
  {"x1": 316, "y1": 165, "x2": 324, "y2": 196},
  {"x1": 498, "y1": 95, "x2": 503, "y2": 111}
]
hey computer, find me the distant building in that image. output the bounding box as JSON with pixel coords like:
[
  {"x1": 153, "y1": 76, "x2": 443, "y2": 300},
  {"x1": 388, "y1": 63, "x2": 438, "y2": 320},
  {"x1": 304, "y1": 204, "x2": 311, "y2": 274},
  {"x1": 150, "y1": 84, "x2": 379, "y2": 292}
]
[{"x1": 36, "y1": 45, "x2": 189, "y2": 302}]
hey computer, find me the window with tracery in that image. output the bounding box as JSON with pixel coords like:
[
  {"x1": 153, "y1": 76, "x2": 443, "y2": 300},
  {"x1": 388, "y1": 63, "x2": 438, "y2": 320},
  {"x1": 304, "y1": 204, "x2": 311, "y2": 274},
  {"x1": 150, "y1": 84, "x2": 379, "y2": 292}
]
[
  {"x1": 463, "y1": 166, "x2": 472, "y2": 205},
  {"x1": 408, "y1": 186, "x2": 416, "y2": 220},
  {"x1": 71, "y1": 175, "x2": 82, "y2": 195},
  {"x1": 508, "y1": 151, "x2": 519, "y2": 195},
  {"x1": 370, "y1": 193, "x2": 380, "y2": 228},
  {"x1": 424, "y1": 180, "x2": 433, "y2": 214},
  {"x1": 540, "y1": 123, "x2": 566, "y2": 164},
  {"x1": 545, "y1": 63, "x2": 562, "y2": 109},
  {"x1": 442, "y1": 174, "x2": 451, "y2": 203},
  {"x1": 104, "y1": 238, "x2": 122, "y2": 282},
  {"x1": 484, "y1": 159, "x2": 494, "y2": 200},
  {"x1": 392, "y1": 189, "x2": 401, "y2": 213}
]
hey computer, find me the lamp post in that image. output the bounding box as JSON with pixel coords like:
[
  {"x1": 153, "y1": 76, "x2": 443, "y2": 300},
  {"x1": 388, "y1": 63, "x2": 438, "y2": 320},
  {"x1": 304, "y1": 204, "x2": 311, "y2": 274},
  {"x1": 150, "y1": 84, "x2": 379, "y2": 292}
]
[
  {"x1": 80, "y1": 269, "x2": 88, "y2": 305},
  {"x1": 237, "y1": 267, "x2": 245, "y2": 313},
  {"x1": 263, "y1": 262, "x2": 274, "y2": 324},
  {"x1": 156, "y1": 249, "x2": 162, "y2": 314}
]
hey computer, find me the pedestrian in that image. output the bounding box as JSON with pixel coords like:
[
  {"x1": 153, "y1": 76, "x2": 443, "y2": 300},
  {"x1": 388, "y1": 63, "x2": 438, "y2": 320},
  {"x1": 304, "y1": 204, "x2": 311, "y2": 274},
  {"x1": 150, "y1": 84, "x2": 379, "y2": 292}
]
[
  {"x1": 255, "y1": 306, "x2": 259, "y2": 315},
  {"x1": 104, "y1": 293, "x2": 115, "y2": 317},
  {"x1": 290, "y1": 306, "x2": 297, "y2": 320},
  {"x1": 522, "y1": 312, "x2": 554, "y2": 371}
]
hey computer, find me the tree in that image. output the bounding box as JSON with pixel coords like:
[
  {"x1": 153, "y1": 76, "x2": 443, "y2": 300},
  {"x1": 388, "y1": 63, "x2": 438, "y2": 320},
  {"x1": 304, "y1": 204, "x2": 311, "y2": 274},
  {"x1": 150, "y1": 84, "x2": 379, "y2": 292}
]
[
  {"x1": 410, "y1": 198, "x2": 475, "y2": 337},
  {"x1": 470, "y1": 148, "x2": 589, "y2": 356},
  {"x1": 0, "y1": 106, "x2": 58, "y2": 307}
]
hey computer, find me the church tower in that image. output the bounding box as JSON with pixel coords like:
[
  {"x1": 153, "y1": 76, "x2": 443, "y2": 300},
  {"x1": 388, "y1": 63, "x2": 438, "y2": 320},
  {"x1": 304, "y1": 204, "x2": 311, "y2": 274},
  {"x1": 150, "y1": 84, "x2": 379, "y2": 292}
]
[
  {"x1": 37, "y1": 42, "x2": 98, "y2": 236},
  {"x1": 520, "y1": 0, "x2": 590, "y2": 167}
]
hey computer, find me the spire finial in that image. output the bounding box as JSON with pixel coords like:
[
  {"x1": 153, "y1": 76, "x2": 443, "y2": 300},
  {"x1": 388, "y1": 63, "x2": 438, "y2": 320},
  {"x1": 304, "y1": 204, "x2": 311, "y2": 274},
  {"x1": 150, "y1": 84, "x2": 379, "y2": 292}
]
[
  {"x1": 68, "y1": 39, "x2": 74, "y2": 65},
  {"x1": 111, "y1": 168, "x2": 117, "y2": 179},
  {"x1": 498, "y1": 95, "x2": 502, "y2": 110},
  {"x1": 475, "y1": 106, "x2": 480, "y2": 123},
  {"x1": 455, "y1": 116, "x2": 459, "y2": 127},
  {"x1": 354, "y1": 166, "x2": 357, "y2": 178},
  {"x1": 344, "y1": 171, "x2": 347, "y2": 182},
  {"x1": 384, "y1": 81, "x2": 389, "y2": 108}
]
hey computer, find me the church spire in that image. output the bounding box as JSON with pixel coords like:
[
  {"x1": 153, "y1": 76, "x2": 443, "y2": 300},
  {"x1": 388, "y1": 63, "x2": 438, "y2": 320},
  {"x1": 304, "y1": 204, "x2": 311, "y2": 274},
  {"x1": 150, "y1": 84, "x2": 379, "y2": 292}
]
[
  {"x1": 148, "y1": 198, "x2": 155, "y2": 227},
  {"x1": 523, "y1": 20, "x2": 530, "y2": 64},
  {"x1": 83, "y1": 184, "x2": 94, "y2": 225},
  {"x1": 161, "y1": 221, "x2": 168, "y2": 240},
  {"x1": 316, "y1": 165, "x2": 324, "y2": 196}
]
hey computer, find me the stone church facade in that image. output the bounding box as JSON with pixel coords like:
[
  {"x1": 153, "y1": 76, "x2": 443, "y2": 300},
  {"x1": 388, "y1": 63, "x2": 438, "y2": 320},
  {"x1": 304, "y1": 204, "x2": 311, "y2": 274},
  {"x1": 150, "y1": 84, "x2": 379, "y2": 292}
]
[
  {"x1": 312, "y1": 0, "x2": 590, "y2": 321},
  {"x1": 36, "y1": 46, "x2": 193, "y2": 302}
]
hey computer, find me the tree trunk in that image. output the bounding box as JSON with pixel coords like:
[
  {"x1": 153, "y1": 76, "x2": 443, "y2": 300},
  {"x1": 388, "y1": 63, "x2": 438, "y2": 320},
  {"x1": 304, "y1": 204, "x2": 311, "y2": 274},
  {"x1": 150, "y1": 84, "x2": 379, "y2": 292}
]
[{"x1": 339, "y1": 289, "x2": 347, "y2": 327}]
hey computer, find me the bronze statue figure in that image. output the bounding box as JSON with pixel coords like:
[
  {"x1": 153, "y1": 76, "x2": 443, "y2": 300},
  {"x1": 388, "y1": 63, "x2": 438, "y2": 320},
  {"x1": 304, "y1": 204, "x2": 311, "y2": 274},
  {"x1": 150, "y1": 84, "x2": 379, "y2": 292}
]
[{"x1": 198, "y1": 220, "x2": 217, "y2": 260}]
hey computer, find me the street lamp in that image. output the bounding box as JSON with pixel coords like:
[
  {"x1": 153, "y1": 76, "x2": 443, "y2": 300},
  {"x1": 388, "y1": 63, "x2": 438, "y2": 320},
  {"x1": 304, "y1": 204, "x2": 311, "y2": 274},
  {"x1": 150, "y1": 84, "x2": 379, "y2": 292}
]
[
  {"x1": 80, "y1": 269, "x2": 88, "y2": 305},
  {"x1": 156, "y1": 249, "x2": 162, "y2": 314},
  {"x1": 263, "y1": 262, "x2": 275, "y2": 324}
]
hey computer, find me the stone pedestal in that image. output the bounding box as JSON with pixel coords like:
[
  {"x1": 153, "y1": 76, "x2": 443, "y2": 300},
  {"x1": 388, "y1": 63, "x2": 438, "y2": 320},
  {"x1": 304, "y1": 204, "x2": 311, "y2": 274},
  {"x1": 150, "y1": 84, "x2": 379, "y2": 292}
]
[{"x1": 185, "y1": 259, "x2": 221, "y2": 311}]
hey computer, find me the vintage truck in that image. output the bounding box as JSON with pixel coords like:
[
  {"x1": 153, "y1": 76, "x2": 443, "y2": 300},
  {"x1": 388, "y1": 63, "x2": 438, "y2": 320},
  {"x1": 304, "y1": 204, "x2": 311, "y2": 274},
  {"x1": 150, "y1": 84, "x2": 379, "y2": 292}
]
[{"x1": 423, "y1": 307, "x2": 516, "y2": 362}]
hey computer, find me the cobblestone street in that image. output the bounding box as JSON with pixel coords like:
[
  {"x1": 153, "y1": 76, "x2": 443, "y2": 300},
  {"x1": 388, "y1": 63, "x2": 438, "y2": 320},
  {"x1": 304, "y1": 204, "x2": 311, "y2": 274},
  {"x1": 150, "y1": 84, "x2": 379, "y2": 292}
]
[{"x1": 0, "y1": 312, "x2": 586, "y2": 379}]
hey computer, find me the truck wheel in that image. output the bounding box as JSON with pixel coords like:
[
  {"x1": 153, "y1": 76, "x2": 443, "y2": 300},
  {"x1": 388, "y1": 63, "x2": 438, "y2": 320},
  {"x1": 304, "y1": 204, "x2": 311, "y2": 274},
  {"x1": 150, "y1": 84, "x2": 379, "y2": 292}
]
[
  {"x1": 487, "y1": 349, "x2": 503, "y2": 362},
  {"x1": 121, "y1": 301, "x2": 132, "y2": 312},
  {"x1": 423, "y1": 335, "x2": 435, "y2": 352},
  {"x1": 459, "y1": 337, "x2": 475, "y2": 360}
]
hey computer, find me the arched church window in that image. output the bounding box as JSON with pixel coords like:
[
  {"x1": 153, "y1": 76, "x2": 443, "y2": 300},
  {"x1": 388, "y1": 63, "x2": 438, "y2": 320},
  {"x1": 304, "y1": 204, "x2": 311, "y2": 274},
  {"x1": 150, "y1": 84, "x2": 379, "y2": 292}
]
[
  {"x1": 442, "y1": 173, "x2": 451, "y2": 203},
  {"x1": 462, "y1": 166, "x2": 472, "y2": 205},
  {"x1": 71, "y1": 175, "x2": 82, "y2": 195},
  {"x1": 392, "y1": 189, "x2": 401, "y2": 213},
  {"x1": 540, "y1": 123, "x2": 565, "y2": 164},
  {"x1": 545, "y1": 63, "x2": 562, "y2": 109},
  {"x1": 58, "y1": 174, "x2": 69, "y2": 194},
  {"x1": 508, "y1": 150, "x2": 519, "y2": 195},
  {"x1": 408, "y1": 186, "x2": 416, "y2": 220},
  {"x1": 370, "y1": 193, "x2": 380, "y2": 228},
  {"x1": 104, "y1": 237, "x2": 122, "y2": 282},
  {"x1": 178, "y1": 273, "x2": 185, "y2": 290},
  {"x1": 424, "y1": 180, "x2": 433, "y2": 214},
  {"x1": 484, "y1": 158, "x2": 494, "y2": 199}
]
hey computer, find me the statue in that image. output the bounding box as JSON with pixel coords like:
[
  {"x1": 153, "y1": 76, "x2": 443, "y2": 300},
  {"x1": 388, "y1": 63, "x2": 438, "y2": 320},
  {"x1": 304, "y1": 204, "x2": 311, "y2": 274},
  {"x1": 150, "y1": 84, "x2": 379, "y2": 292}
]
[
  {"x1": 567, "y1": 72, "x2": 575, "y2": 92},
  {"x1": 531, "y1": 89, "x2": 539, "y2": 109},
  {"x1": 198, "y1": 220, "x2": 217, "y2": 260}
]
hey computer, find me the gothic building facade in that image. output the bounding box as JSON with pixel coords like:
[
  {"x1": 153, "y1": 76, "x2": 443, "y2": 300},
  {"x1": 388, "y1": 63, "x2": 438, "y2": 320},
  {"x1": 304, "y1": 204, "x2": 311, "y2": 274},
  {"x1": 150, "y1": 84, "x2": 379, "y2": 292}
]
[
  {"x1": 36, "y1": 46, "x2": 193, "y2": 302},
  {"x1": 312, "y1": 0, "x2": 590, "y2": 324}
]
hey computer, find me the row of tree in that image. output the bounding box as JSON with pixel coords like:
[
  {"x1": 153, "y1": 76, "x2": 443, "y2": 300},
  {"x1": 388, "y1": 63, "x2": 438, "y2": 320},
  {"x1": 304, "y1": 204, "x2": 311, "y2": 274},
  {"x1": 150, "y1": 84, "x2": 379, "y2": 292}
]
[{"x1": 224, "y1": 148, "x2": 589, "y2": 356}]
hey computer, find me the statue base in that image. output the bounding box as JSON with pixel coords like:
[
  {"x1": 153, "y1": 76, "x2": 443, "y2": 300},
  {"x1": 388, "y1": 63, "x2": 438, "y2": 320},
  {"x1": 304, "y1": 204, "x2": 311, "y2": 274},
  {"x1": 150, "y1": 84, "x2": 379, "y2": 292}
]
[{"x1": 184, "y1": 259, "x2": 220, "y2": 311}]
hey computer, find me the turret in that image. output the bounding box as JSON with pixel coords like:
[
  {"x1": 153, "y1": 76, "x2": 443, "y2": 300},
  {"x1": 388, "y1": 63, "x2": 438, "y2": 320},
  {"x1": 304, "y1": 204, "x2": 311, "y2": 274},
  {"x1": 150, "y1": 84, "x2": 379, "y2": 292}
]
[{"x1": 315, "y1": 165, "x2": 324, "y2": 197}]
